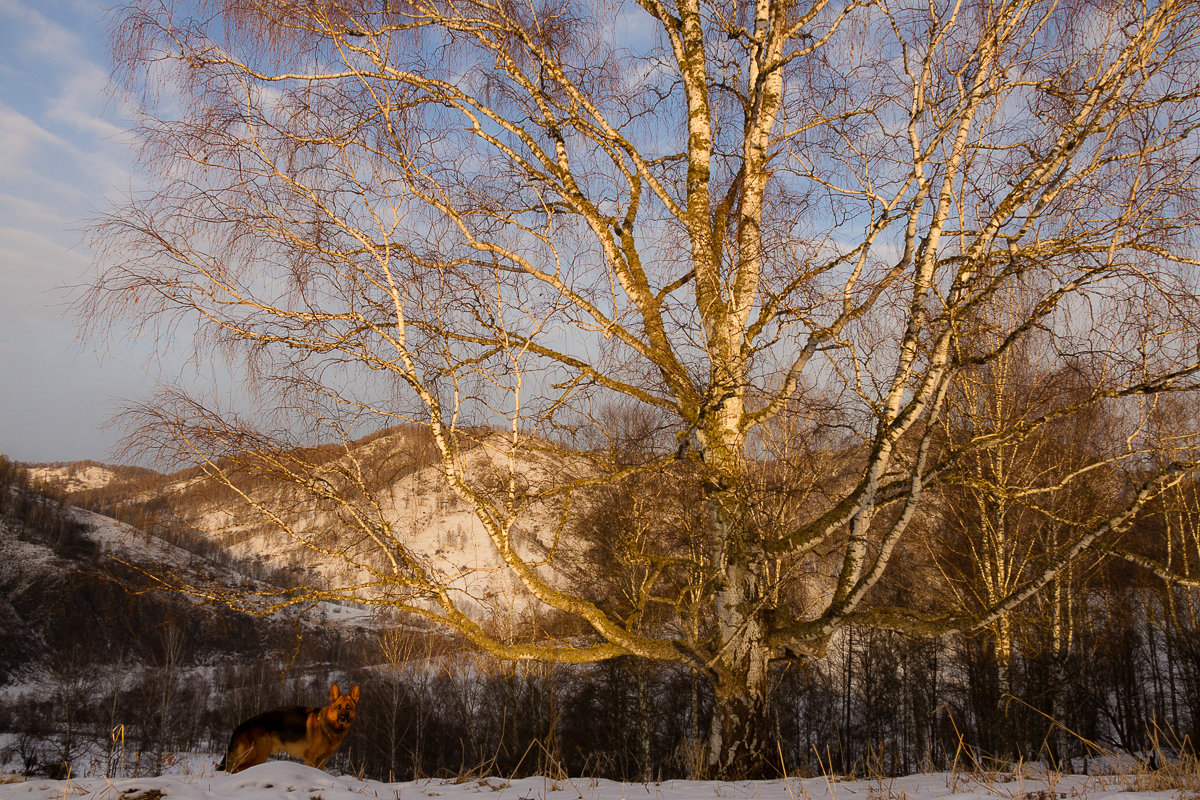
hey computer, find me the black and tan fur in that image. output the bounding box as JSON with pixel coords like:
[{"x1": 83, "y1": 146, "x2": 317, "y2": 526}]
[{"x1": 219, "y1": 683, "x2": 359, "y2": 773}]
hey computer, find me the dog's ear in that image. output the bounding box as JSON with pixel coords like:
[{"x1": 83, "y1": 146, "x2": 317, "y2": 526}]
[
  {"x1": 329, "y1": 683, "x2": 341, "y2": 702},
  {"x1": 349, "y1": 684, "x2": 360, "y2": 703}
]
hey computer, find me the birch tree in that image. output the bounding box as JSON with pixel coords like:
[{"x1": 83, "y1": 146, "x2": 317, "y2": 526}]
[
  {"x1": 930, "y1": 310, "x2": 1114, "y2": 759},
  {"x1": 86, "y1": 0, "x2": 1200, "y2": 776}
]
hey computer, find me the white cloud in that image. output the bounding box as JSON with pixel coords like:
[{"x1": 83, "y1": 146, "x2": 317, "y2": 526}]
[
  {"x1": 48, "y1": 63, "x2": 130, "y2": 142},
  {"x1": 0, "y1": 0, "x2": 80, "y2": 57},
  {"x1": 0, "y1": 105, "x2": 93, "y2": 205}
]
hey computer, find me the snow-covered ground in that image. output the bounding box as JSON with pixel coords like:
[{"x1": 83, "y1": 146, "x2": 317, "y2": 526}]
[{"x1": 0, "y1": 762, "x2": 1187, "y2": 800}]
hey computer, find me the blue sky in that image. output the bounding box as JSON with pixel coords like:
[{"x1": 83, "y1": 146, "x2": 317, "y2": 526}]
[{"x1": 0, "y1": 0, "x2": 164, "y2": 464}]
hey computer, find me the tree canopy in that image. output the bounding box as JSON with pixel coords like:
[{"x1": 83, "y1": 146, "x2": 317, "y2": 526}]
[{"x1": 86, "y1": 0, "x2": 1200, "y2": 776}]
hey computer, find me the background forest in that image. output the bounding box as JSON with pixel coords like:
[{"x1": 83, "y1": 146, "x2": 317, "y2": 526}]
[{"x1": 2, "y1": 451, "x2": 1199, "y2": 783}]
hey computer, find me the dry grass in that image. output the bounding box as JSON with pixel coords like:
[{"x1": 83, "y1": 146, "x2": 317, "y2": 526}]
[
  {"x1": 933, "y1": 700, "x2": 1200, "y2": 800},
  {"x1": 1121, "y1": 755, "x2": 1200, "y2": 796}
]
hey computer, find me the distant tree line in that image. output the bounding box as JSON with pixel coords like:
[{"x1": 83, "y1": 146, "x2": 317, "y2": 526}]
[
  {"x1": 6, "y1": 600, "x2": 1198, "y2": 782},
  {"x1": 340, "y1": 587, "x2": 1200, "y2": 782},
  {"x1": 0, "y1": 456, "x2": 91, "y2": 553}
]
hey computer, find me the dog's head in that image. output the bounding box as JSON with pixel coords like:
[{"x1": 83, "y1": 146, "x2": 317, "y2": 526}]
[{"x1": 325, "y1": 683, "x2": 360, "y2": 729}]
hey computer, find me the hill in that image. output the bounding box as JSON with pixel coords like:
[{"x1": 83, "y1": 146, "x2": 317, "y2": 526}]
[
  {"x1": 26, "y1": 462, "x2": 162, "y2": 495},
  {"x1": 27, "y1": 426, "x2": 585, "y2": 619},
  {"x1": 0, "y1": 456, "x2": 376, "y2": 777}
]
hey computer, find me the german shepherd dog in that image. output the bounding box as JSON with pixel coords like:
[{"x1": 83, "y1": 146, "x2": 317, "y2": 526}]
[{"x1": 219, "y1": 683, "x2": 360, "y2": 773}]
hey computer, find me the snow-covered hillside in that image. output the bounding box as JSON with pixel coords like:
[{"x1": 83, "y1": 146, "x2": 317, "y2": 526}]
[
  {"x1": 0, "y1": 762, "x2": 1187, "y2": 800},
  {"x1": 26, "y1": 464, "x2": 119, "y2": 493},
  {"x1": 47, "y1": 429, "x2": 595, "y2": 617}
]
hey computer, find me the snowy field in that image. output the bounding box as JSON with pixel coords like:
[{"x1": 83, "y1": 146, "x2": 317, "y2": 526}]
[{"x1": 0, "y1": 762, "x2": 1190, "y2": 800}]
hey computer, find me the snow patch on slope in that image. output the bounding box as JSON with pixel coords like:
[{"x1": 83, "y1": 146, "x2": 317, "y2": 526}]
[{"x1": 26, "y1": 464, "x2": 118, "y2": 492}]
